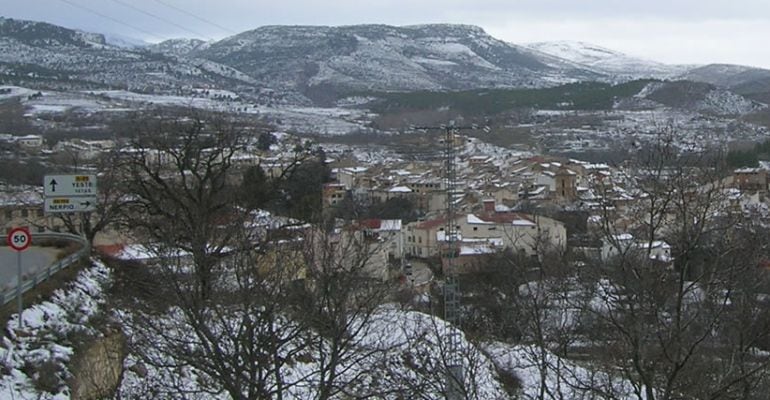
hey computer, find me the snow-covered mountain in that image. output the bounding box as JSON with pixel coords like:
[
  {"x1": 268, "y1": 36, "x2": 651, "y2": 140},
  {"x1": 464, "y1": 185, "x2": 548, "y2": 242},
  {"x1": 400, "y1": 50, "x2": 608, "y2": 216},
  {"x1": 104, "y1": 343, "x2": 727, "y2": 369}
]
[
  {"x1": 189, "y1": 24, "x2": 603, "y2": 96},
  {"x1": 1, "y1": 16, "x2": 769, "y2": 109},
  {"x1": 103, "y1": 33, "x2": 149, "y2": 49},
  {"x1": 679, "y1": 64, "x2": 770, "y2": 102},
  {"x1": 637, "y1": 80, "x2": 764, "y2": 115},
  {"x1": 148, "y1": 37, "x2": 210, "y2": 57},
  {"x1": 0, "y1": 17, "x2": 262, "y2": 94},
  {"x1": 526, "y1": 40, "x2": 689, "y2": 79}
]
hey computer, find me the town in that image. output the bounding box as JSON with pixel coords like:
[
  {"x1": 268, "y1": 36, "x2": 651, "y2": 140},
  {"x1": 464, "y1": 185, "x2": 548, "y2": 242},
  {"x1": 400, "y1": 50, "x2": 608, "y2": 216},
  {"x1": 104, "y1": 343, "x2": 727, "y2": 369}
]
[
  {"x1": 1, "y1": 109, "x2": 769, "y2": 399},
  {"x1": 2, "y1": 9, "x2": 770, "y2": 399}
]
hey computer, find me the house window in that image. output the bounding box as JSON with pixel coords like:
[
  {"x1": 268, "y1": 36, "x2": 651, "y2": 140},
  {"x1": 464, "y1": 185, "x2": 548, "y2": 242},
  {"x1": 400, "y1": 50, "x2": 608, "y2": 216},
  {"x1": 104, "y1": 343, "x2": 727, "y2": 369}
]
[
  {"x1": 37, "y1": 209, "x2": 44, "y2": 217},
  {"x1": 473, "y1": 227, "x2": 478, "y2": 231},
  {"x1": 418, "y1": 237, "x2": 422, "y2": 244},
  {"x1": 4, "y1": 210, "x2": 11, "y2": 219},
  {"x1": 21, "y1": 209, "x2": 28, "y2": 218}
]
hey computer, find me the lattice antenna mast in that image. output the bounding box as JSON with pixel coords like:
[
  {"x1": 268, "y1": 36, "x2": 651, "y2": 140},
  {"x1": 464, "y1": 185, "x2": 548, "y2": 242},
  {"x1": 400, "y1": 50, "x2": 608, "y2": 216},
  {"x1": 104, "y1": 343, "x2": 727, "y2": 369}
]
[{"x1": 413, "y1": 122, "x2": 486, "y2": 400}]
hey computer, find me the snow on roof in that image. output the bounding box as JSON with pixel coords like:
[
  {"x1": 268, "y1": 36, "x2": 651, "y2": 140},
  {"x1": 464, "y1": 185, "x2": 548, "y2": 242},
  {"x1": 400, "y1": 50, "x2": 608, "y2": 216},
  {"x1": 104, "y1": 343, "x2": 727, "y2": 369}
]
[
  {"x1": 0, "y1": 190, "x2": 43, "y2": 207},
  {"x1": 641, "y1": 240, "x2": 671, "y2": 249},
  {"x1": 512, "y1": 218, "x2": 536, "y2": 227},
  {"x1": 379, "y1": 219, "x2": 402, "y2": 231},
  {"x1": 467, "y1": 214, "x2": 493, "y2": 224},
  {"x1": 735, "y1": 167, "x2": 764, "y2": 173},
  {"x1": 459, "y1": 245, "x2": 496, "y2": 255},
  {"x1": 388, "y1": 186, "x2": 412, "y2": 193},
  {"x1": 495, "y1": 204, "x2": 512, "y2": 212},
  {"x1": 343, "y1": 166, "x2": 368, "y2": 173},
  {"x1": 613, "y1": 233, "x2": 634, "y2": 241},
  {"x1": 585, "y1": 163, "x2": 610, "y2": 170}
]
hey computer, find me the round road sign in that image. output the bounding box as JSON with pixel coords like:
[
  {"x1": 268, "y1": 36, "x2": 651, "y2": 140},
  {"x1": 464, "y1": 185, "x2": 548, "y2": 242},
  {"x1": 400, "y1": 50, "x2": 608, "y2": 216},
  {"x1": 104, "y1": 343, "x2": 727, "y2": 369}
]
[{"x1": 7, "y1": 227, "x2": 31, "y2": 252}]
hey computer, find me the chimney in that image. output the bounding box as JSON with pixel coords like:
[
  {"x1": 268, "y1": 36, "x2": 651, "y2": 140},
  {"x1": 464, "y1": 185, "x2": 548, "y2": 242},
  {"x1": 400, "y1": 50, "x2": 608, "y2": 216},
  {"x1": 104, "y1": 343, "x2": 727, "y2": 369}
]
[{"x1": 483, "y1": 198, "x2": 495, "y2": 213}]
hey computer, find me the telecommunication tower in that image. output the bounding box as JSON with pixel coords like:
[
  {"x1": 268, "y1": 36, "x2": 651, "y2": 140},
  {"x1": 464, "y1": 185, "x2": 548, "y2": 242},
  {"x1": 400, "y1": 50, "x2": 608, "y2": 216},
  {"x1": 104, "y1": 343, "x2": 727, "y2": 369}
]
[{"x1": 413, "y1": 122, "x2": 487, "y2": 399}]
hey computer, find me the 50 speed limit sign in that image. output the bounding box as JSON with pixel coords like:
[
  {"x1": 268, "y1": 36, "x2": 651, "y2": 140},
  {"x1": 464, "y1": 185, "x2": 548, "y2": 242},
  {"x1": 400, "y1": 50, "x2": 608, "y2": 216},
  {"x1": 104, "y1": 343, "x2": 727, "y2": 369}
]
[{"x1": 7, "y1": 227, "x2": 31, "y2": 252}]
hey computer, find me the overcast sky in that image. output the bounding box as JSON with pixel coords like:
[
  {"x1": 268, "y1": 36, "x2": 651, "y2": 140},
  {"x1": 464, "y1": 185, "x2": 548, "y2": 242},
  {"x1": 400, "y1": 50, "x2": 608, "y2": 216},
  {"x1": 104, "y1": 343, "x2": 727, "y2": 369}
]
[{"x1": 4, "y1": 0, "x2": 770, "y2": 69}]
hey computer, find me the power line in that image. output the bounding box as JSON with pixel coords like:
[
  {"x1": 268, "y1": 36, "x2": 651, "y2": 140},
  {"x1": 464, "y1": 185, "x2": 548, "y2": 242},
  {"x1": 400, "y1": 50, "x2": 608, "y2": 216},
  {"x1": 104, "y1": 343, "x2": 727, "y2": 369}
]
[
  {"x1": 55, "y1": 0, "x2": 167, "y2": 41},
  {"x1": 107, "y1": 0, "x2": 213, "y2": 40},
  {"x1": 151, "y1": 0, "x2": 237, "y2": 36}
]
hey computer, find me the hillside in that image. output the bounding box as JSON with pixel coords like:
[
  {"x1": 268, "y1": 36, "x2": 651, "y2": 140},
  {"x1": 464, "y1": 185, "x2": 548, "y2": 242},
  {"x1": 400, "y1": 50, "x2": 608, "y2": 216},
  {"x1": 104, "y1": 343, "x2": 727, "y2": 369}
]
[
  {"x1": 526, "y1": 40, "x2": 688, "y2": 78},
  {"x1": 0, "y1": 16, "x2": 767, "y2": 124},
  {"x1": 190, "y1": 24, "x2": 603, "y2": 98},
  {"x1": 679, "y1": 64, "x2": 770, "y2": 102},
  {"x1": 641, "y1": 80, "x2": 764, "y2": 115},
  {"x1": 0, "y1": 17, "x2": 260, "y2": 94}
]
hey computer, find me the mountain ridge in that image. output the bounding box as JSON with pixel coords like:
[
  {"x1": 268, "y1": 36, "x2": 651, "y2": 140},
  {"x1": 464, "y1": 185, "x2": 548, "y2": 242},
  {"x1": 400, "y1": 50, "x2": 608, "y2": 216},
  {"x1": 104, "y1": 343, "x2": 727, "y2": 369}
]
[{"x1": 1, "y1": 16, "x2": 770, "y2": 108}]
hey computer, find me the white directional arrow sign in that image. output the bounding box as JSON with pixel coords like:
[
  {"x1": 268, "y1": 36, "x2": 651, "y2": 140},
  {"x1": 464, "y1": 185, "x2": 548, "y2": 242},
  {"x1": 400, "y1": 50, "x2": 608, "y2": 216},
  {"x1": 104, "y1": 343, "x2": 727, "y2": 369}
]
[
  {"x1": 44, "y1": 196, "x2": 97, "y2": 213},
  {"x1": 43, "y1": 174, "x2": 98, "y2": 214},
  {"x1": 44, "y1": 174, "x2": 97, "y2": 197}
]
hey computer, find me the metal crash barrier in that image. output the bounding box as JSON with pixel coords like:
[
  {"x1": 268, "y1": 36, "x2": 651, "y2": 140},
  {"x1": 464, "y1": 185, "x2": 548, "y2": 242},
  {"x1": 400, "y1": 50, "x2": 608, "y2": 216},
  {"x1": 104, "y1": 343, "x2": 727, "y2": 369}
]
[{"x1": 1, "y1": 232, "x2": 90, "y2": 305}]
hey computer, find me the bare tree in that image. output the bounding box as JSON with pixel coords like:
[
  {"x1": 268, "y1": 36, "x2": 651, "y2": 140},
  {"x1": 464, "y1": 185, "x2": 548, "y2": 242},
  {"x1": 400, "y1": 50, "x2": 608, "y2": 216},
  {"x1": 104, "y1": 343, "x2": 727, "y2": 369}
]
[
  {"x1": 113, "y1": 110, "x2": 398, "y2": 399},
  {"x1": 55, "y1": 150, "x2": 130, "y2": 245},
  {"x1": 120, "y1": 110, "x2": 243, "y2": 300},
  {"x1": 581, "y1": 135, "x2": 770, "y2": 400}
]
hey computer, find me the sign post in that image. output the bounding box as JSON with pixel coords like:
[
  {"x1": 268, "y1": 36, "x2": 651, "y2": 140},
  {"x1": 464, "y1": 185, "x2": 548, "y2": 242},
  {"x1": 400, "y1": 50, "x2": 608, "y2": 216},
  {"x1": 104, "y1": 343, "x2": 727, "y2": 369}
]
[{"x1": 7, "y1": 227, "x2": 31, "y2": 329}]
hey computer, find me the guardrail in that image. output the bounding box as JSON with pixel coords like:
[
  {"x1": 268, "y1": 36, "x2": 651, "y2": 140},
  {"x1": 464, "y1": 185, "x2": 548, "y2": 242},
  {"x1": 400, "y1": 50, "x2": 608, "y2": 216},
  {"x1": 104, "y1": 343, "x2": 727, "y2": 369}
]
[{"x1": 1, "y1": 232, "x2": 90, "y2": 306}]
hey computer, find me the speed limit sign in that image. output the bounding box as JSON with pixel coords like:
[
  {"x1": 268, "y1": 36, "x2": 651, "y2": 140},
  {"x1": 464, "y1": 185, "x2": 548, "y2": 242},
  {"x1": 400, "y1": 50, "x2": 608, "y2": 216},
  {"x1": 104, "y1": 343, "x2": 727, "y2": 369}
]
[{"x1": 7, "y1": 227, "x2": 31, "y2": 252}]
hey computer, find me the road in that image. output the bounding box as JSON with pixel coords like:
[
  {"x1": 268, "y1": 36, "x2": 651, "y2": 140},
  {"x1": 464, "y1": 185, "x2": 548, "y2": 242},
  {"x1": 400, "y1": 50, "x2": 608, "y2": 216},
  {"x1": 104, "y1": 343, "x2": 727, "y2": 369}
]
[{"x1": 0, "y1": 246, "x2": 60, "y2": 291}]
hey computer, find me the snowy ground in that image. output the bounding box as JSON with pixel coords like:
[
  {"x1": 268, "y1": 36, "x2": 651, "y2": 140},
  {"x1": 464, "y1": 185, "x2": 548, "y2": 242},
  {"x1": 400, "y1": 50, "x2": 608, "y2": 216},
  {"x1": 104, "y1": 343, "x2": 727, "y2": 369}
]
[
  {"x1": 0, "y1": 260, "x2": 110, "y2": 400},
  {"x1": 484, "y1": 342, "x2": 640, "y2": 400},
  {"x1": 0, "y1": 255, "x2": 643, "y2": 399},
  {"x1": 2, "y1": 85, "x2": 375, "y2": 136},
  {"x1": 116, "y1": 304, "x2": 509, "y2": 399},
  {"x1": 116, "y1": 298, "x2": 640, "y2": 399}
]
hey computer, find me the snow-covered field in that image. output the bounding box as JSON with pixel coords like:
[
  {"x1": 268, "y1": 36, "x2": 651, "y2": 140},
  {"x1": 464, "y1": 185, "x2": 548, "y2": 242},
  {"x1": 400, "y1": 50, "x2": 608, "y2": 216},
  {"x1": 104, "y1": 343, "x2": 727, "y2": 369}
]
[
  {"x1": 2, "y1": 85, "x2": 374, "y2": 136},
  {"x1": 251, "y1": 105, "x2": 374, "y2": 135}
]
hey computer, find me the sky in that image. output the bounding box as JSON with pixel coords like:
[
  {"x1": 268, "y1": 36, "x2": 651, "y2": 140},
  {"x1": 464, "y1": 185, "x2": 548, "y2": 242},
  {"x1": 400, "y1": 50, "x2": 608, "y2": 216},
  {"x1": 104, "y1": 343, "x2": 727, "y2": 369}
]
[{"x1": 3, "y1": 0, "x2": 770, "y2": 69}]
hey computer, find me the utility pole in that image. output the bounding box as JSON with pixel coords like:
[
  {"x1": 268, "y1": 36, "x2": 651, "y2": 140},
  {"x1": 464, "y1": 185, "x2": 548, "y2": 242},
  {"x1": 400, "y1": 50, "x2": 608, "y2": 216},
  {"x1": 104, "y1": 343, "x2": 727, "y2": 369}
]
[{"x1": 413, "y1": 122, "x2": 487, "y2": 400}]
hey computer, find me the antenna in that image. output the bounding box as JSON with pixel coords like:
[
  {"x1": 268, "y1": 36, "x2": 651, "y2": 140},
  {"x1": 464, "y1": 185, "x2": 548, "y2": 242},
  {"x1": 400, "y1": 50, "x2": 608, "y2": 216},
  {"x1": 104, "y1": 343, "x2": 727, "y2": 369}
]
[{"x1": 412, "y1": 123, "x2": 482, "y2": 399}]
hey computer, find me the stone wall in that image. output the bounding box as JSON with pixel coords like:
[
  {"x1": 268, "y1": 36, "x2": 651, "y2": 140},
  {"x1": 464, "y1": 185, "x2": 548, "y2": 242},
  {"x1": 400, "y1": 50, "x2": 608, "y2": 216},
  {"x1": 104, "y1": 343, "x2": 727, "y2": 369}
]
[{"x1": 69, "y1": 330, "x2": 126, "y2": 400}]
